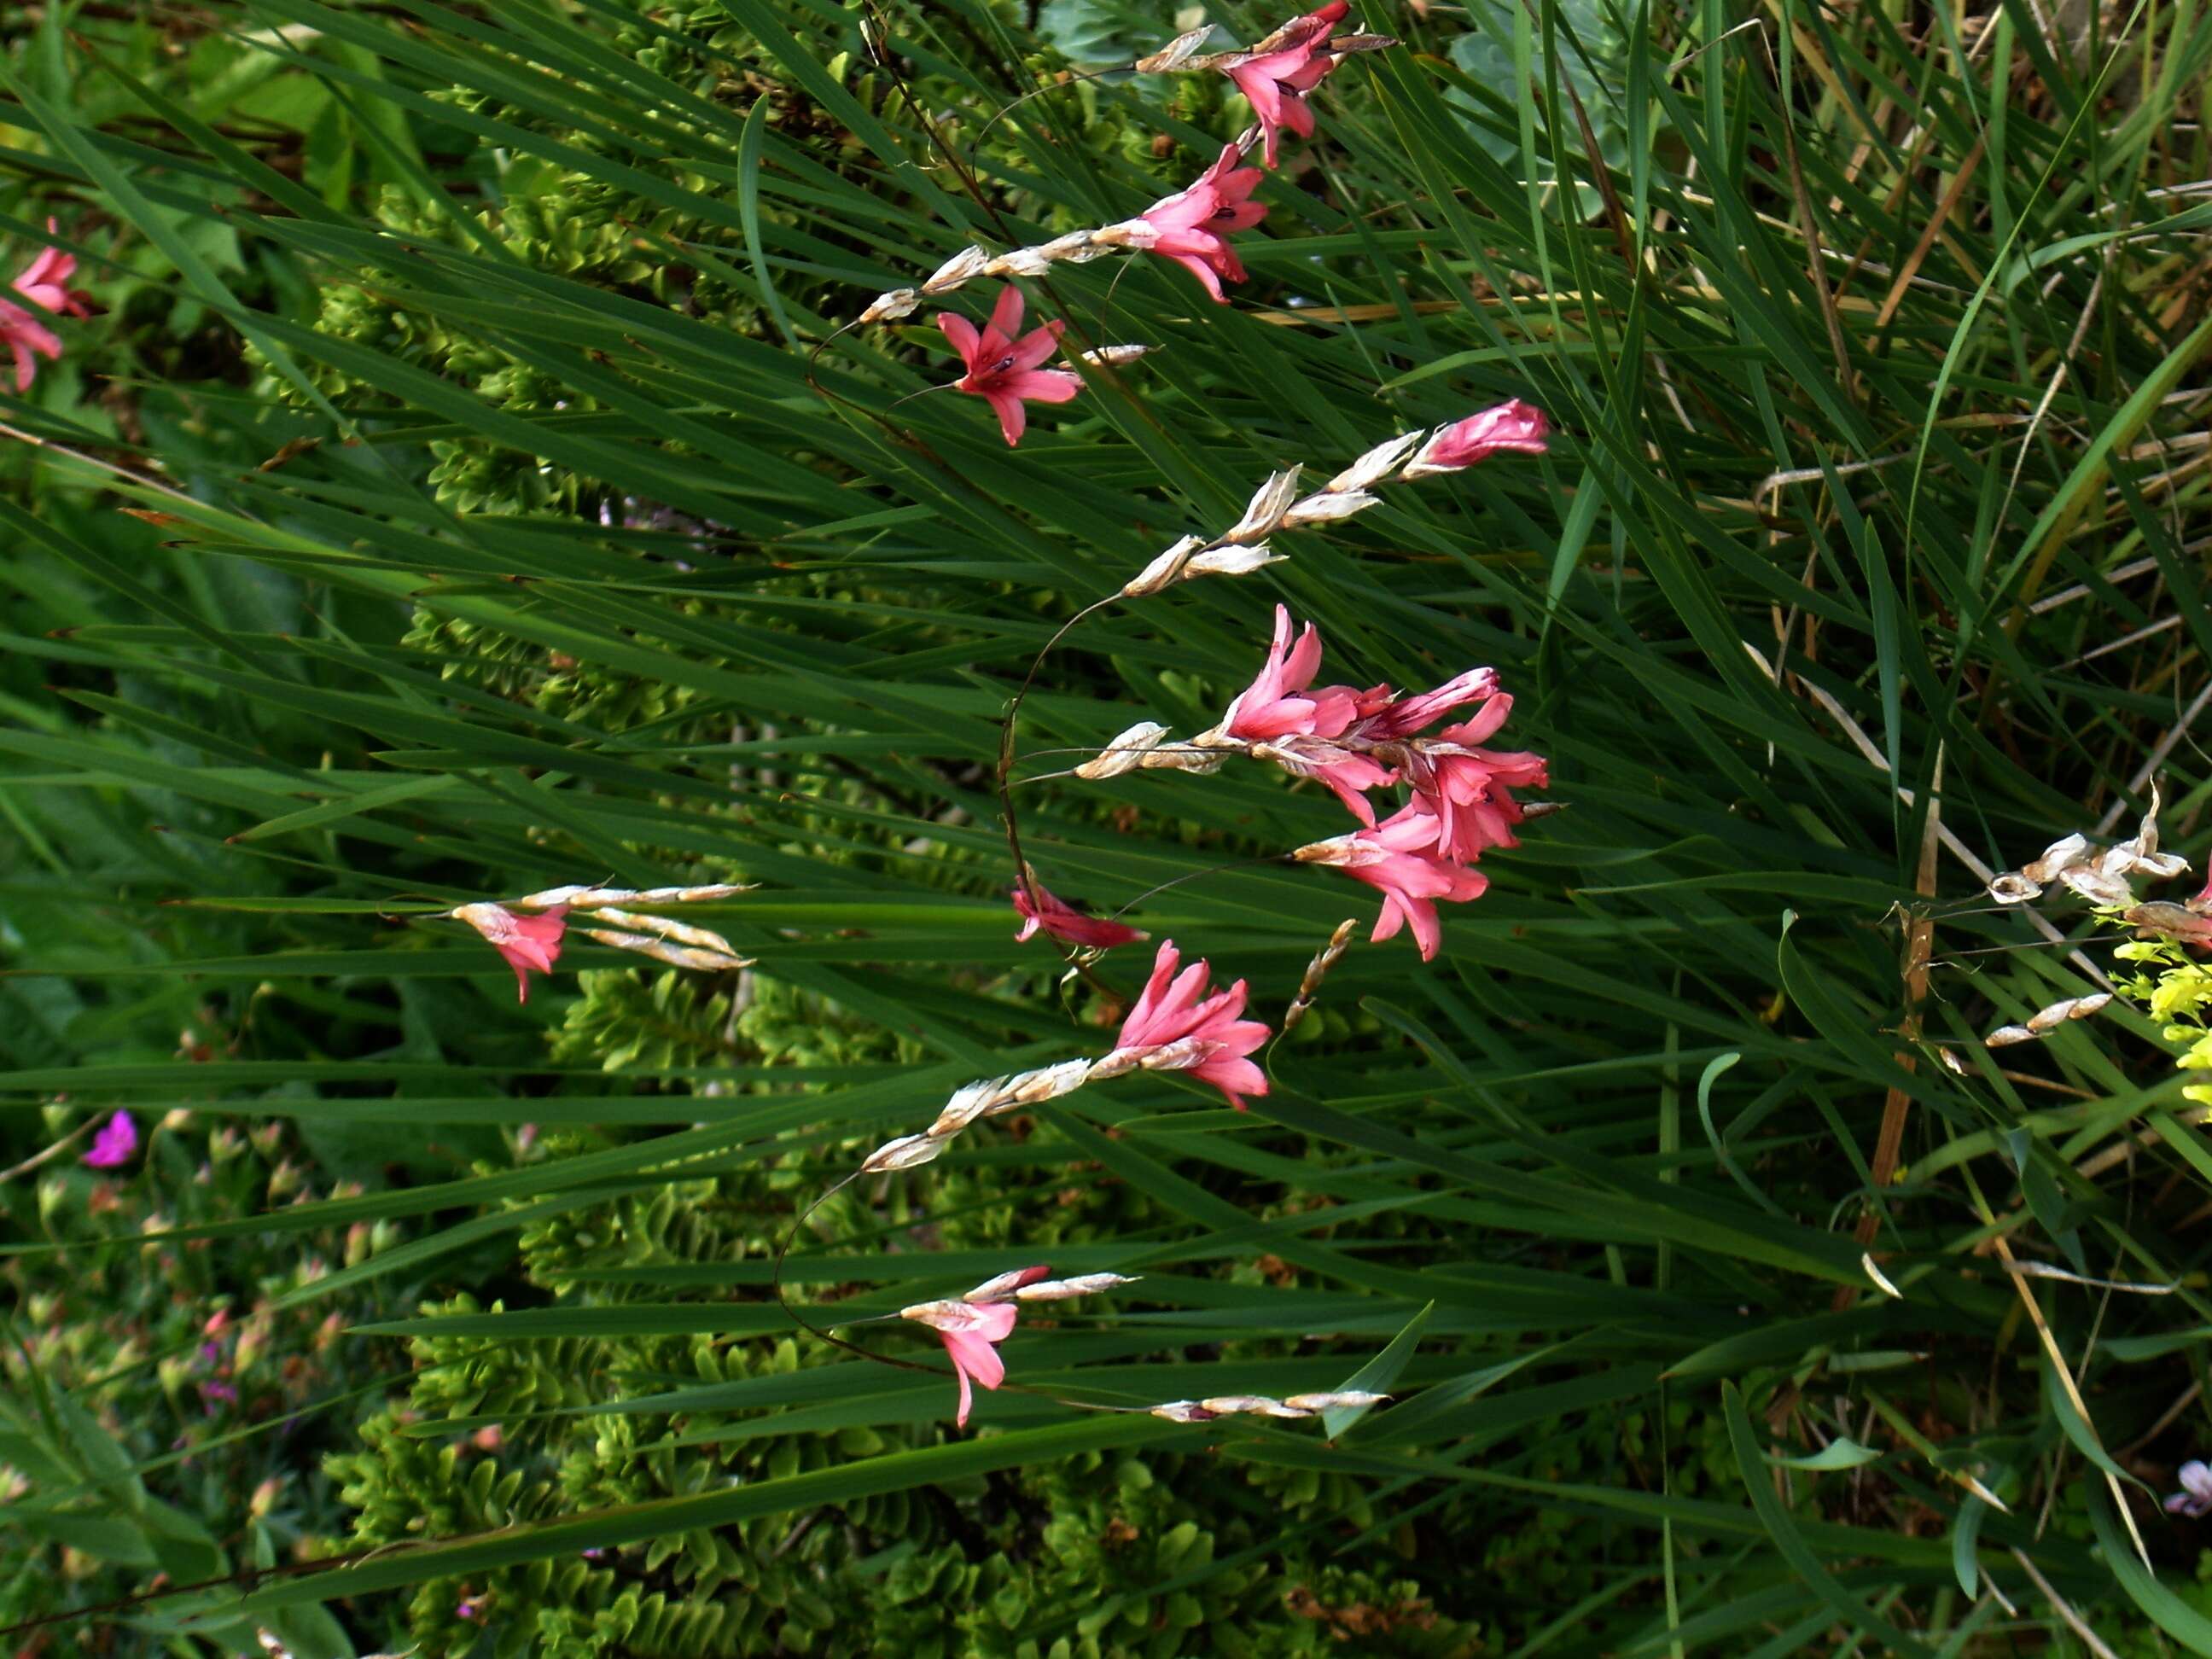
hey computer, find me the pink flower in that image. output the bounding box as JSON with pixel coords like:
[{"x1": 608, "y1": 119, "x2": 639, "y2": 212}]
[
  {"x1": 3, "y1": 222, "x2": 92, "y2": 394},
  {"x1": 1221, "y1": 604, "x2": 1367, "y2": 742},
  {"x1": 453, "y1": 903, "x2": 568, "y2": 1002},
  {"x1": 1407, "y1": 707, "x2": 1549, "y2": 862},
  {"x1": 1117, "y1": 940, "x2": 1271, "y2": 1109},
  {"x1": 83, "y1": 1110, "x2": 138, "y2": 1168},
  {"x1": 1121, "y1": 144, "x2": 1269, "y2": 303},
  {"x1": 1225, "y1": 2, "x2": 1352, "y2": 167},
  {"x1": 938, "y1": 285, "x2": 1082, "y2": 447},
  {"x1": 905, "y1": 1299, "x2": 1022, "y2": 1427},
  {"x1": 2168, "y1": 1460, "x2": 2212, "y2": 1516},
  {"x1": 1403, "y1": 399, "x2": 1551, "y2": 478},
  {"x1": 1012, "y1": 881, "x2": 1147, "y2": 950},
  {"x1": 1297, "y1": 806, "x2": 1487, "y2": 960},
  {"x1": 1357, "y1": 667, "x2": 1502, "y2": 741}
]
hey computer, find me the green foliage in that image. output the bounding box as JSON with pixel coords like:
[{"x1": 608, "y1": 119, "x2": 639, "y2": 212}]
[{"x1": 5, "y1": 0, "x2": 2212, "y2": 1652}]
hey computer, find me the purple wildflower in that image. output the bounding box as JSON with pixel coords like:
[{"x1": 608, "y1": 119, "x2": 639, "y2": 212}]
[{"x1": 83, "y1": 1110, "x2": 138, "y2": 1168}]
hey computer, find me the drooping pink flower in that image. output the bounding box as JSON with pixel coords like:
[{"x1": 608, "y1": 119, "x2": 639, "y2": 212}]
[
  {"x1": 83, "y1": 1109, "x2": 138, "y2": 1168},
  {"x1": 1406, "y1": 707, "x2": 1550, "y2": 862},
  {"x1": 1116, "y1": 143, "x2": 1270, "y2": 304},
  {"x1": 1224, "y1": 2, "x2": 1352, "y2": 167},
  {"x1": 904, "y1": 1298, "x2": 1022, "y2": 1427},
  {"x1": 1012, "y1": 881, "x2": 1147, "y2": 950},
  {"x1": 1296, "y1": 806, "x2": 1487, "y2": 960},
  {"x1": 1403, "y1": 399, "x2": 1551, "y2": 478},
  {"x1": 938, "y1": 285, "x2": 1082, "y2": 447},
  {"x1": 1357, "y1": 667, "x2": 1503, "y2": 741},
  {"x1": 2190, "y1": 870, "x2": 2212, "y2": 916},
  {"x1": 2168, "y1": 1460, "x2": 2212, "y2": 1516},
  {"x1": 3, "y1": 222, "x2": 92, "y2": 394},
  {"x1": 1117, "y1": 940, "x2": 1271, "y2": 1109},
  {"x1": 453, "y1": 903, "x2": 568, "y2": 1002},
  {"x1": 1221, "y1": 604, "x2": 1367, "y2": 742}
]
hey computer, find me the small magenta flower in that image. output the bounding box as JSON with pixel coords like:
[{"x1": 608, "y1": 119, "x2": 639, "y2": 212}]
[
  {"x1": 452, "y1": 903, "x2": 568, "y2": 1002},
  {"x1": 2168, "y1": 1461, "x2": 2212, "y2": 1516},
  {"x1": 1402, "y1": 399, "x2": 1551, "y2": 479},
  {"x1": 3, "y1": 221, "x2": 92, "y2": 394},
  {"x1": 83, "y1": 1110, "x2": 138, "y2": 1169},
  {"x1": 1225, "y1": 1, "x2": 1352, "y2": 167},
  {"x1": 902, "y1": 1297, "x2": 1022, "y2": 1428},
  {"x1": 938, "y1": 285, "x2": 1082, "y2": 447},
  {"x1": 1012, "y1": 881, "x2": 1147, "y2": 950},
  {"x1": 1117, "y1": 940, "x2": 1271, "y2": 1109},
  {"x1": 1296, "y1": 806, "x2": 1487, "y2": 960}
]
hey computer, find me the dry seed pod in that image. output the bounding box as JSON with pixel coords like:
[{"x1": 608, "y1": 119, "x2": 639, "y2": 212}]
[
  {"x1": 1281, "y1": 489, "x2": 1382, "y2": 527},
  {"x1": 1133, "y1": 24, "x2": 1216, "y2": 70},
  {"x1": 861, "y1": 1133, "x2": 946, "y2": 1173},
  {"x1": 1987, "y1": 872, "x2": 2043, "y2": 905},
  {"x1": 1282, "y1": 1390, "x2": 1389, "y2": 1411},
  {"x1": 2058, "y1": 867, "x2": 2133, "y2": 907},
  {"x1": 1150, "y1": 1400, "x2": 1219, "y2": 1423},
  {"x1": 1074, "y1": 721, "x2": 1171, "y2": 777},
  {"x1": 1079, "y1": 344, "x2": 1155, "y2": 367},
  {"x1": 2126, "y1": 902, "x2": 2212, "y2": 945},
  {"x1": 1325, "y1": 431, "x2": 1423, "y2": 493},
  {"x1": 1224, "y1": 469, "x2": 1305, "y2": 544},
  {"x1": 923, "y1": 246, "x2": 992, "y2": 292},
  {"x1": 2021, "y1": 832, "x2": 2093, "y2": 884},
  {"x1": 2025, "y1": 991, "x2": 2110, "y2": 1033},
  {"x1": 1984, "y1": 1025, "x2": 2036, "y2": 1048},
  {"x1": 1016, "y1": 1272, "x2": 1140, "y2": 1300}
]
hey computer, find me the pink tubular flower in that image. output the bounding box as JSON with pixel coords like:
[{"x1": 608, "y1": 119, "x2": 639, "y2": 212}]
[
  {"x1": 83, "y1": 1109, "x2": 138, "y2": 1168},
  {"x1": 1117, "y1": 940, "x2": 1271, "y2": 1109},
  {"x1": 1221, "y1": 603, "x2": 1366, "y2": 742},
  {"x1": 1225, "y1": 2, "x2": 1352, "y2": 167},
  {"x1": 1358, "y1": 667, "x2": 1502, "y2": 741},
  {"x1": 905, "y1": 1299, "x2": 1022, "y2": 1427},
  {"x1": 3, "y1": 221, "x2": 92, "y2": 394},
  {"x1": 1012, "y1": 881, "x2": 1147, "y2": 950},
  {"x1": 1297, "y1": 806, "x2": 1487, "y2": 960},
  {"x1": 2168, "y1": 1460, "x2": 2212, "y2": 1516},
  {"x1": 1403, "y1": 399, "x2": 1551, "y2": 479},
  {"x1": 1409, "y1": 707, "x2": 1550, "y2": 862},
  {"x1": 938, "y1": 285, "x2": 1082, "y2": 447},
  {"x1": 1117, "y1": 143, "x2": 1269, "y2": 304},
  {"x1": 453, "y1": 903, "x2": 568, "y2": 1002}
]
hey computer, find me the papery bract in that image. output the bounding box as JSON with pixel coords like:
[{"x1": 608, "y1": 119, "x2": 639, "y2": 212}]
[
  {"x1": 939, "y1": 285, "x2": 1082, "y2": 447},
  {"x1": 1012, "y1": 880, "x2": 1147, "y2": 950},
  {"x1": 1225, "y1": 1, "x2": 1352, "y2": 167},
  {"x1": 1117, "y1": 940, "x2": 1271, "y2": 1109}
]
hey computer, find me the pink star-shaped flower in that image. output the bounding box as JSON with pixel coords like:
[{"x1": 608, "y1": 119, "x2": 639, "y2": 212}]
[{"x1": 938, "y1": 285, "x2": 1083, "y2": 447}]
